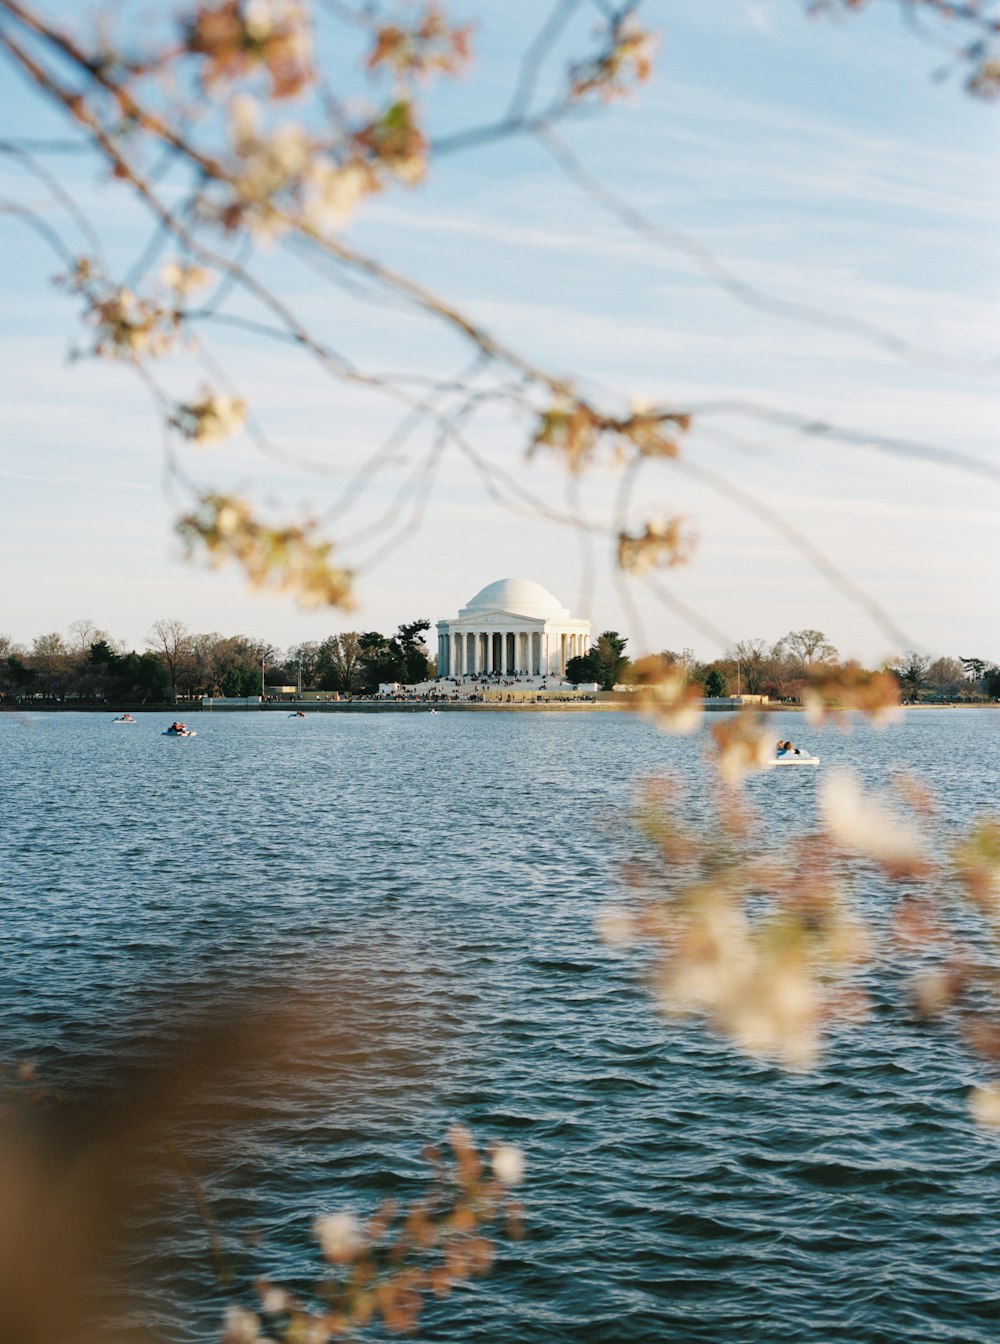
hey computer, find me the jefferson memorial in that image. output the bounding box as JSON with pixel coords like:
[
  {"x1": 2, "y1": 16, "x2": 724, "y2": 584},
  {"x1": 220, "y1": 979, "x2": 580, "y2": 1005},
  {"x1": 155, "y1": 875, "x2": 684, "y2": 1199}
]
[{"x1": 436, "y1": 578, "x2": 591, "y2": 678}]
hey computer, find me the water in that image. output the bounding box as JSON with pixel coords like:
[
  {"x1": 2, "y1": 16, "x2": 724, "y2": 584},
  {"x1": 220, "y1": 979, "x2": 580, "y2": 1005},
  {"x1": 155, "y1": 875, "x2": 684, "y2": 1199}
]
[{"x1": 2, "y1": 708, "x2": 999, "y2": 1342}]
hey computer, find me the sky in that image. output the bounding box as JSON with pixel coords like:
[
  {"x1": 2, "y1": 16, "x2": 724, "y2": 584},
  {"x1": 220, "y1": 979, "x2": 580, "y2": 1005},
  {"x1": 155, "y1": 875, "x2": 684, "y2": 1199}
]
[{"x1": 1, "y1": 0, "x2": 998, "y2": 665}]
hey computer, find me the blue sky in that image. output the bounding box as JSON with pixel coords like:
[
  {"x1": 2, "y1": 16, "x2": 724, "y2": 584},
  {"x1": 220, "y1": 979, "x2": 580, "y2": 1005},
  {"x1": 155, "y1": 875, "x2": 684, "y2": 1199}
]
[{"x1": 1, "y1": 1, "x2": 998, "y2": 664}]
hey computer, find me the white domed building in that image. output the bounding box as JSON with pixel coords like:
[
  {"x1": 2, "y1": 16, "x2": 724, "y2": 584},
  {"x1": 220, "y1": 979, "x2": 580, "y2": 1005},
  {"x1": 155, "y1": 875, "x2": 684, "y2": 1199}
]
[{"x1": 436, "y1": 578, "x2": 591, "y2": 678}]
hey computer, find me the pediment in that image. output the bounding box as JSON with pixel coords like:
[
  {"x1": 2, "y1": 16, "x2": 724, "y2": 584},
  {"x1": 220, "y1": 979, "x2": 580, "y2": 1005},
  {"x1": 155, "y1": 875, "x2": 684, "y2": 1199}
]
[{"x1": 451, "y1": 609, "x2": 545, "y2": 627}]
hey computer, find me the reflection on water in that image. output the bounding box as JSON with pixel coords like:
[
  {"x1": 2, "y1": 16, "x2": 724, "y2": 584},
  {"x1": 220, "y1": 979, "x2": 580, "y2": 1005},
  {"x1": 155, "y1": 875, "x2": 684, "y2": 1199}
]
[{"x1": 1, "y1": 708, "x2": 999, "y2": 1342}]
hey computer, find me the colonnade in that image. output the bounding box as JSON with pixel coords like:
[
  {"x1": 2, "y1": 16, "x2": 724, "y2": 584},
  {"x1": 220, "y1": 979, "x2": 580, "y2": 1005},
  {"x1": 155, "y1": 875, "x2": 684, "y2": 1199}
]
[{"x1": 438, "y1": 629, "x2": 589, "y2": 677}]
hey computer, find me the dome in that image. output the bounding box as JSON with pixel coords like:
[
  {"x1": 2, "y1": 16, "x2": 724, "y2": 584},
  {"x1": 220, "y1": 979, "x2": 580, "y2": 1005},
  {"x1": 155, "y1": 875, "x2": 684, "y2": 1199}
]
[{"x1": 459, "y1": 577, "x2": 568, "y2": 621}]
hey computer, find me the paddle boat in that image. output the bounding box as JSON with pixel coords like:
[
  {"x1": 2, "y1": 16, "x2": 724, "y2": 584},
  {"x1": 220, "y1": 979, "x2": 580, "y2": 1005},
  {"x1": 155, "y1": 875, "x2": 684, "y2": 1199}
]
[
  {"x1": 113, "y1": 714, "x2": 136, "y2": 724},
  {"x1": 163, "y1": 721, "x2": 197, "y2": 737},
  {"x1": 766, "y1": 740, "x2": 819, "y2": 766},
  {"x1": 289, "y1": 710, "x2": 307, "y2": 718}
]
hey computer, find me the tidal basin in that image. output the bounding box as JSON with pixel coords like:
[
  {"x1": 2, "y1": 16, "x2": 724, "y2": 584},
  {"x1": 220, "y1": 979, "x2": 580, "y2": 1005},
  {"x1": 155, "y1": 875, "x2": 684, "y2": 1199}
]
[{"x1": 2, "y1": 708, "x2": 999, "y2": 1342}]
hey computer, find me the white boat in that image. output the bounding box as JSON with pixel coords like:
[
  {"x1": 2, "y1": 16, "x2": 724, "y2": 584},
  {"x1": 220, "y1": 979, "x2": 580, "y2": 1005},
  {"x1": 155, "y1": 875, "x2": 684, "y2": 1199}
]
[
  {"x1": 163, "y1": 728, "x2": 197, "y2": 737},
  {"x1": 766, "y1": 754, "x2": 820, "y2": 767},
  {"x1": 112, "y1": 716, "x2": 136, "y2": 724}
]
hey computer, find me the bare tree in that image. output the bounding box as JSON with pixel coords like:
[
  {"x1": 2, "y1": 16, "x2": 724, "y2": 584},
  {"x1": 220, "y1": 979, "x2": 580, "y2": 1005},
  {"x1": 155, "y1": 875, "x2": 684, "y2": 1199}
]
[
  {"x1": 146, "y1": 618, "x2": 192, "y2": 700},
  {"x1": 926, "y1": 656, "x2": 965, "y2": 699},
  {"x1": 288, "y1": 640, "x2": 321, "y2": 690},
  {"x1": 779, "y1": 629, "x2": 839, "y2": 670},
  {"x1": 728, "y1": 639, "x2": 772, "y2": 696}
]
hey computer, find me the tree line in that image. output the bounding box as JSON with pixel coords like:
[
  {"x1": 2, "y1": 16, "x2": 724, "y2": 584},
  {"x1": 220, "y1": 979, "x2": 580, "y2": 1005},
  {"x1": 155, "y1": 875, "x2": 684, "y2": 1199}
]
[
  {"x1": 567, "y1": 628, "x2": 1000, "y2": 701},
  {"x1": 0, "y1": 618, "x2": 434, "y2": 702},
  {"x1": 3, "y1": 620, "x2": 997, "y2": 704}
]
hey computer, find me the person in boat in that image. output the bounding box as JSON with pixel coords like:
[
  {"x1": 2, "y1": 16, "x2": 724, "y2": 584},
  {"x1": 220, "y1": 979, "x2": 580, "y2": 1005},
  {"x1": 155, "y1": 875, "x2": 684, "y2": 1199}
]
[{"x1": 776, "y1": 740, "x2": 801, "y2": 757}]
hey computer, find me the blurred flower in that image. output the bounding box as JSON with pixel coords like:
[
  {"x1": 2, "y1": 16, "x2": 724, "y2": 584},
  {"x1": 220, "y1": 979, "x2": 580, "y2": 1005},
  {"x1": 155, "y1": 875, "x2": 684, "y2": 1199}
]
[
  {"x1": 58, "y1": 259, "x2": 182, "y2": 361},
  {"x1": 618, "y1": 518, "x2": 696, "y2": 575},
  {"x1": 570, "y1": 15, "x2": 659, "y2": 102},
  {"x1": 595, "y1": 905, "x2": 639, "y2": 947},
  {"x1": 367, "y1": 5, "x2": 473, "y2": 83},
  {"x1": 630, "y1": 655, "x2": 703, "y2": 735},
  {"x1": 314, "y1": 1210, "x2": 366, "y2": 1263},
  {"x1": 491, "y1": 1144, "x2": 525, "y2": 1187},
  {"x1": 910, "y1": 966, "x2": 965, "y2": 1021},
  {"x1": 171, "y1": 387, "x2": 247, "y2": 445},
  {"x1": 353, "y1": 99, "x2": 429, "y2": 185},
  {"x1": 968, "y1": 58, "x2": 1000, "y2": 99},
  {"x1": 969, "y1": 1084, "x2": 1000, "y2": 1127},
  {"x1": 160, "y1": 260, "x2": 213, "y2": 295},
  {"x1": 709, "y1": 712, "x2": 772, "y2": 784},
  {"x1": 620, "y1": 405, "x2": 688, "y2": 458},
  {"x1": 186, "y1": 0, "x2": 314, "y2": 98},
  {"x1": 802, "y1": 661, "x2": 901, "y2": 726},
  {"x1": 303, "y1": 158, "x2": 377, "y2": 233},
  {"x1": 176, "y1": 493, "x2": 354, "y2": 608},
  {"x1": 222, "y1": 1303, "x2": 262, "y2": 1343},
  {"x1": 953, "y1": 818, "x2": 1000, "y2": 914},
  {"x1": 820, "y1": 769, "x2": 931, "y2": 877},
  {"x1": 529, "y1": 399, "x2": 600, "y2": 473},
  {"x1": 257, "y1": 1284, "x2": 291, "y2": 1316}
]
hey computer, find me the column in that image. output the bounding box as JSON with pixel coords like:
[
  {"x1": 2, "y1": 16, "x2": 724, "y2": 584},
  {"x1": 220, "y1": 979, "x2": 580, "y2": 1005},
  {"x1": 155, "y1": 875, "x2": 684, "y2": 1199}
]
[
  {"x1": 453, "y1": 633, "x2": 462, "y2": 676},
  {"x1": 485, "y1": 629, "x2": 492, "y2": 674},
  {"x1": 543, "y1": 632, "x2": 549, "y2": 676},
  {"x1": 469, "y1": 630, "x2": 477, "y2": 675}
]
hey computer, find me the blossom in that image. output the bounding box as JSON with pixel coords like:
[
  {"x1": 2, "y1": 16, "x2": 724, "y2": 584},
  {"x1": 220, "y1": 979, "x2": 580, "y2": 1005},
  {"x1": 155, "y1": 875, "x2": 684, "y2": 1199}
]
[
  {"x1": 819, "y1": 769, "x2": 930, "y2": 876},
  {"x1": 709, "y1": 712, "x2": 773, "y2": 783},
  {"x1": 258, "y1": 1284, "x2": 291, "y2": 1316},
  {"x1": 186, "y1": 0, "x2": 314, "y2": 99},
  {"x1": 491, "y1": 1144, "x2": 525, "y2": 1186},
  {"x1": 802, "y1": 661, "x2": 901, "y2": 726},
  {"x1": 630, "y1": 655, "x2": 703, "y2": 736},
  {"x1": 570, "y1": 15, "x2": 659, "y2": 102},
  {"x1": 617, "y1": 518, "x2": 696, "y2": 575},
  {"x1": 160, "y1": 260, "x2": 213, "y2": 295},
  {"x1": 302, "y1": 158, "x2": 377, "y2": 233},
  {"x1": 222, "y1": 1304, "x2": 262, "y2": 1343},
  {"x1": 595, "y1": 905, "x2": 639, "y2": 947},
  {"x1": 171, "y1": 387, "x2": 247, "y2": 445},
  {"x1": 176, "y1": 494, "x2": 354, "y2": 608},
  {"x1": 969, "y1": 1084, "x2": 1000, "y2": 1127},
  {"x1": 313, "y1": 1210, "x2": 366, "y2": 1262}
]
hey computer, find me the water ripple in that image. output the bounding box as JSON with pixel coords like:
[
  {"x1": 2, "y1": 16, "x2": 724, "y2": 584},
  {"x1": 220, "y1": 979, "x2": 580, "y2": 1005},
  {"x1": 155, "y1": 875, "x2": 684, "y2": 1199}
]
[{"x1": 1, "y1": 709, "x2": 999, "y2": 1341}]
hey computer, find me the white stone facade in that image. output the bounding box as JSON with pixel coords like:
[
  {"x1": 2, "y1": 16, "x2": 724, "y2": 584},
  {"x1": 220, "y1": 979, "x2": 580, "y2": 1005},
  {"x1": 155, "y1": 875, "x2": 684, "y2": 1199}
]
[{"x1": 436, "y1": 578, "x2": 591, "y2": 678}]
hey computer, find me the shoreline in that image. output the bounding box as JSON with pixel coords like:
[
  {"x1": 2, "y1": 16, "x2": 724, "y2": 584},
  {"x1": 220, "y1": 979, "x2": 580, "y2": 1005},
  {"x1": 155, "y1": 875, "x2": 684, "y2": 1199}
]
[{"x1": 3, "y1": 700, "x2": 997, "y2": 715}]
